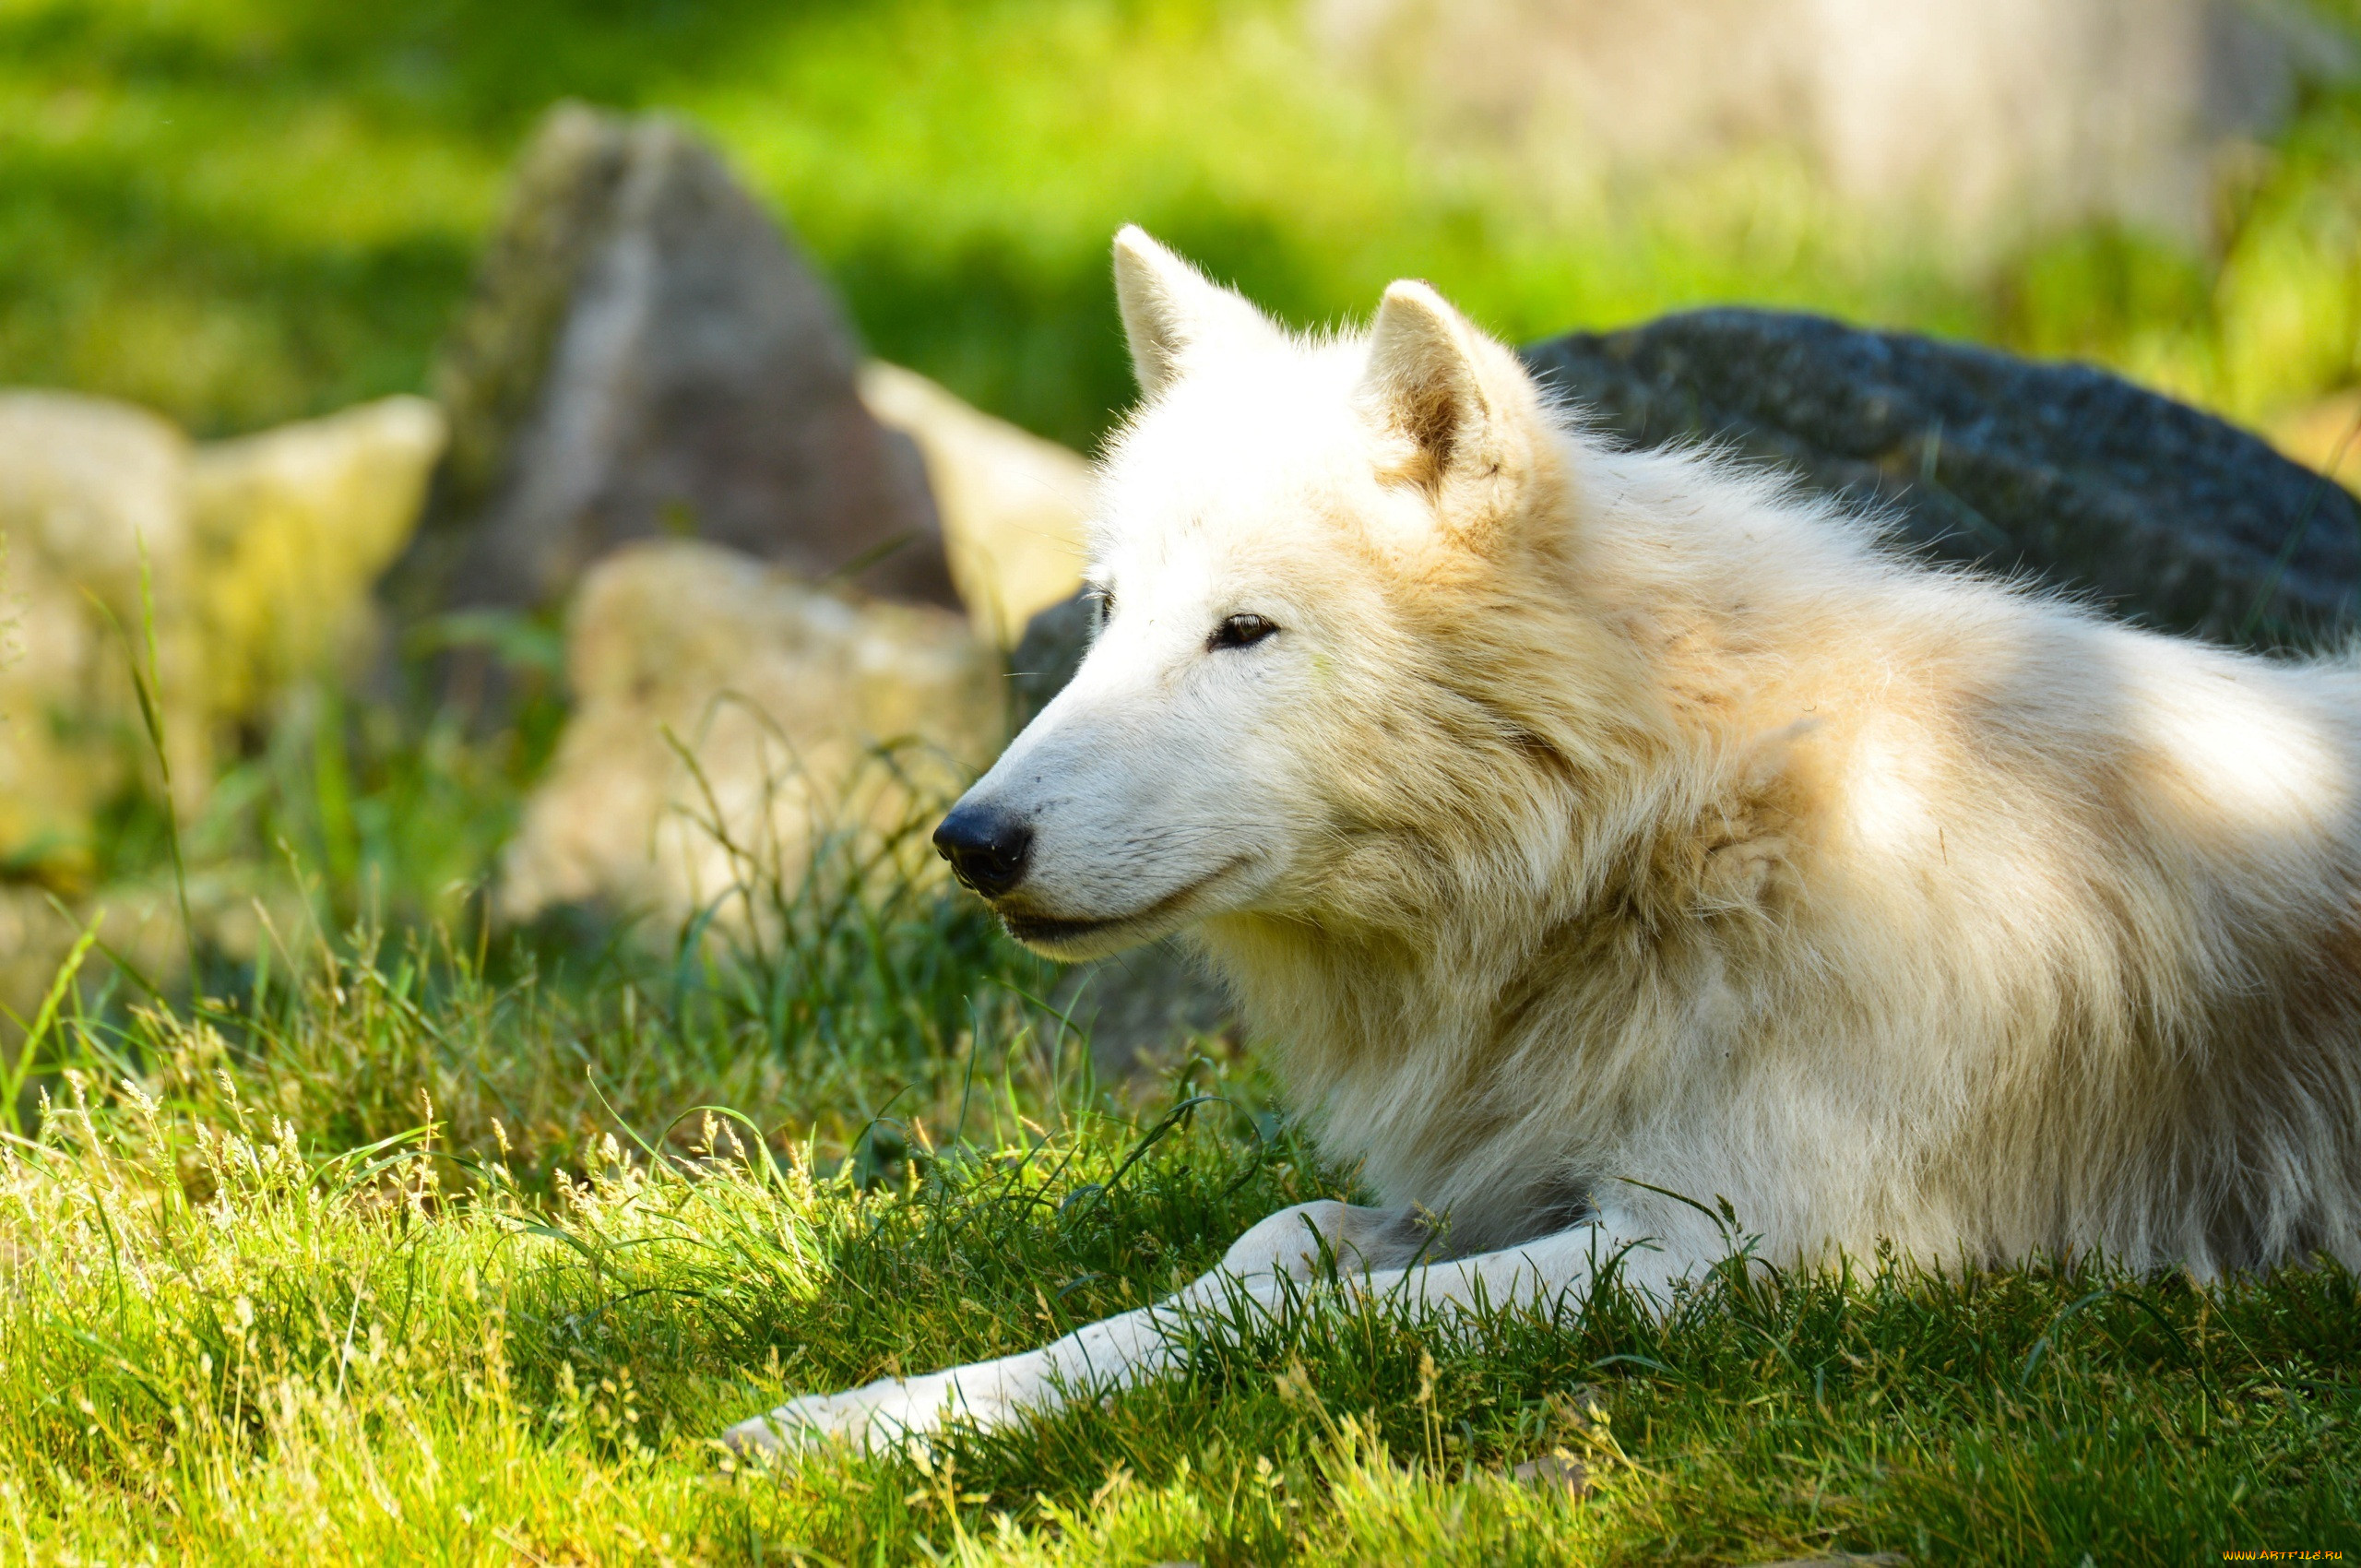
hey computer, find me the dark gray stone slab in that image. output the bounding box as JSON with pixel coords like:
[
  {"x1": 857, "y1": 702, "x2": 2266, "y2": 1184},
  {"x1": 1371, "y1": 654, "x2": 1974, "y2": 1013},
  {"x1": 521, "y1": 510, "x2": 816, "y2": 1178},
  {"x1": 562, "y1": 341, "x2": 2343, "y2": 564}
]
[
  {"x1": 1522, "y1": 308, "x2": 2361, "y2": 648},
  {"x1": 1009, "y1": 588, "x2": 1095, "y2": 730}
]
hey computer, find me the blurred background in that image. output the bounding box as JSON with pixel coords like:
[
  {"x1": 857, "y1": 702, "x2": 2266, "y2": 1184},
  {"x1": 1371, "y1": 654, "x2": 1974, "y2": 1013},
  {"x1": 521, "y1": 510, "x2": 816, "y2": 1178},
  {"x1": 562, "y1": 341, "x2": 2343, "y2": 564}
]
[
  {"x1": 9, "y1": 0, "x2": 2361, "y2": 447},
  {"x1": 7, "y1": 0, "x2": 2361, "y2": 1160}
]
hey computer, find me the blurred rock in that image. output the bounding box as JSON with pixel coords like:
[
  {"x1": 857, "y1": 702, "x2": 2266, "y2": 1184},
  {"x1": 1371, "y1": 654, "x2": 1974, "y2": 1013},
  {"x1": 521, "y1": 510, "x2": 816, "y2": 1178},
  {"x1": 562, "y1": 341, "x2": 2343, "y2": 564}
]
[
  {"x1": 1319, "y1": 0, "x2": 2351, "y2": 242},
  {"x1": 0, "y1": 385, "x2": 449, "y2": 904},
  {"x1": 859, "y1": 362, "x2": 1093, "y2": 647},
  {"x1": 1522, "y1": 308, "x2": 2361, "y2": 646},
  {"x1": 1509, "y1": 1453, "x2": 1589, "y2": 1498},
  {"x1": 0, "y1": 392, "x2": 208, "y2": 885},
  {"x1": 190, "y1": 395, "x2": 448, "y2": 721},
  {"x1": 0, "y1": 890, "x2": 81, "y2": 1057},
  {"x1": 498, "y1": 540, "x2": 999, "y2": 929},
  {"x1": 0, "y1": 388, "x2": 445, "y2": 1040},
  {"x1": 1010, "y1": 588, "x2": 1097, "y2": 730},
  {"x1": 393, "y1": 103, "x2": 950, "y2": 659}
]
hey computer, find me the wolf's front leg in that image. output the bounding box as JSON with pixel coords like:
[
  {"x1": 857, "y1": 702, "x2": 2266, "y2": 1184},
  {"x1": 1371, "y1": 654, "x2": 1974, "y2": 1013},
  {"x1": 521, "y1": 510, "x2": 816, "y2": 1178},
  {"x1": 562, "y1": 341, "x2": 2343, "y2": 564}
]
[{"x1": 721, "y1": 1199, "x2": 1431, "y2": 1454}]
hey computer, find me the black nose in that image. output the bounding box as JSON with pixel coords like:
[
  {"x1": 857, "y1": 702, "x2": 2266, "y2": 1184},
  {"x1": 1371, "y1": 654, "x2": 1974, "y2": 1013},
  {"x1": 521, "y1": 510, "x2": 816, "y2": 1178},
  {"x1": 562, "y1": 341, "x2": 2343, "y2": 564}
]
[{"x1": 932, "y1": 802, "x2": 1034, "y2": 898}]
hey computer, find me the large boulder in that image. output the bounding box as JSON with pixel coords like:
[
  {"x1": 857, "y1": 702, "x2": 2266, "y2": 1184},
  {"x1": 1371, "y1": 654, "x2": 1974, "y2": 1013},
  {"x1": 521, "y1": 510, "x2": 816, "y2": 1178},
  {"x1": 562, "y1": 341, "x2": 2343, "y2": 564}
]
[
  {"x1": 497, "y1": 540, "x2": 1000, "y2": 930},
  {"x1": 858, "y1": 362, "x2": 1092, "y2": 647},
  {"x1": 1521, "y1": 309, "x2": 2361, "y2": 647},
  {"x1": 190, "y1": 396, "x2": 448, "y2": 721},
  {"x1": 392, "y1": 104, "x2": 950, "y2": 652},
  {"x1": 0, "y1": 392, "x2": 207, "y2": 883},
  {"x1": 0, "y1": 386, "x2": 447, "y2": 1054},
  {"x1": 1318, "y1": 0, "x2": 2348, "y2": 241}
]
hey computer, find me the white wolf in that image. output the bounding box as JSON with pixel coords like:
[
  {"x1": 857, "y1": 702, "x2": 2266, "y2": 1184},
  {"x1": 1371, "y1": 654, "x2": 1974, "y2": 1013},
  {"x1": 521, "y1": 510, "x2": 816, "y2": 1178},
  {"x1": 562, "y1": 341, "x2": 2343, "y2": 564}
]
[{"x1": 726, "y1": 228, "x2": 2361, "y2": 1451}]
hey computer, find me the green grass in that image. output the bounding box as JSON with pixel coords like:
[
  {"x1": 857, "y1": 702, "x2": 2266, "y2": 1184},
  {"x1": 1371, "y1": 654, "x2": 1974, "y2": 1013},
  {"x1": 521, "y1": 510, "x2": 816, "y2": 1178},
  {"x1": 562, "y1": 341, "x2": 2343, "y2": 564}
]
[
  {"x1": 6, "y1": 0, "x2": 2361, "y2": 449},
  {"x1": 6, "y1": 696, "x2": 2351, "y2": 1562},
  {"x1": 3, "y1": 899, "x2": 2356, "y2": 1564},
  {"x1": 7, "y1": 723, "x2": 2358, "y2": 1563}
]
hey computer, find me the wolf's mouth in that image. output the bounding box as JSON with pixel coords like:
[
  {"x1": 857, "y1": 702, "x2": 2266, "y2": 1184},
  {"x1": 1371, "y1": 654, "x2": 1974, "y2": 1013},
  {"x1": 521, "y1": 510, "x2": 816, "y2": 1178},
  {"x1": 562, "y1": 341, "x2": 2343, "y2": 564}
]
[{"x1": 996, "y1": 859, "x2": 1249, "y2": 951}]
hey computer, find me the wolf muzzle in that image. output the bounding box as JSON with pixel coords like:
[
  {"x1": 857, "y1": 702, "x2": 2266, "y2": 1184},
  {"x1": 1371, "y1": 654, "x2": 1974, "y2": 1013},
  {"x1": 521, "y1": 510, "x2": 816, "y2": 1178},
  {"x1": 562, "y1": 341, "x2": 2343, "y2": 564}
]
[{"x1": 933, "y1": 802, "x2": 1033, "y2": 897}]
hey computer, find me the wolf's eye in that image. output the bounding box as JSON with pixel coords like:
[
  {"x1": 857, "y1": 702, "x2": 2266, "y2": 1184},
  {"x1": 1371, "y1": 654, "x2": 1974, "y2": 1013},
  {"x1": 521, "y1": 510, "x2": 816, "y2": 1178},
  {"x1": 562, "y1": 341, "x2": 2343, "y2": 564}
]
[
  {"x1": 1209, "y1": 612, "x2": 1279, "y2": 651},
  {"x1": 1088, "y1": 586, "x2": 1114, "y2": 628}
]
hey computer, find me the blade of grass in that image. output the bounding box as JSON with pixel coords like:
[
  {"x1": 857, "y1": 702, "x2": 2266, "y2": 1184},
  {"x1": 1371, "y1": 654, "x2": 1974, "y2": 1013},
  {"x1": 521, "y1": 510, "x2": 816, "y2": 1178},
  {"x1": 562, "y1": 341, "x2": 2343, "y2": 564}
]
[{"x1": 0, "y1": 910, "x2": 103, "y2": 1136}]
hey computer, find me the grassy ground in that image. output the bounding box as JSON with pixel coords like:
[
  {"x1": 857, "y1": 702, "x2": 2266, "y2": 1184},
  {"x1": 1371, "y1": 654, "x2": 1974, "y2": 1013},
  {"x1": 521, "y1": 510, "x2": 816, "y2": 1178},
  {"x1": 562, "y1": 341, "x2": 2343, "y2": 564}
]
[
  {"x1": 5, "y1": 838, "x2": 2357, "y2": 1564},
  {"x1": 12, "y1": 749, "x2": 2361, "y2": 1564}
]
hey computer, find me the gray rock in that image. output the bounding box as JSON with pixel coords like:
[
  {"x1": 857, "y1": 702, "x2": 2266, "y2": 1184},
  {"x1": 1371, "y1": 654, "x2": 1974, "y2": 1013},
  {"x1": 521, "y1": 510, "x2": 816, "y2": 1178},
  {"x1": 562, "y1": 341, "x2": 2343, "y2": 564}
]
[
  {"x1": 1008, "y1": 588, "x2": 1096, "y2": 729},
  {"x1": 391, "y1": 104, "x2": 951, "y2": 639},
  {"x1": 496, "y1": 540, "x2": 998, "y2": 931},
  {"x1": 1522, "y1": 309, "x2": 2361, "y2": 647}
]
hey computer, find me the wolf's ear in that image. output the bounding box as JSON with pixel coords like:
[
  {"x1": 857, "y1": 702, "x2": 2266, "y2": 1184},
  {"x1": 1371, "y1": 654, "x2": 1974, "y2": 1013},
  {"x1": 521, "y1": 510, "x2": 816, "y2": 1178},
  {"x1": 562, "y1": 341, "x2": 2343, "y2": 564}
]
[
  {"x1": 1357, "y1": 280, "x2": 1553, "y2": 534},
  {"x1": 1113, "y1": 226, "x2": 1275, "y2": 398}
]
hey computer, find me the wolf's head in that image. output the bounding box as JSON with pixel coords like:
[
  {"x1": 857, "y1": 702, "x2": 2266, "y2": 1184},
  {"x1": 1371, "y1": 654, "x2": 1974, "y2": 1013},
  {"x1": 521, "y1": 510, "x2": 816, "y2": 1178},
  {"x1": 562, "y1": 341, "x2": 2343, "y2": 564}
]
[{"x1": 936, "y1": 228, "x2": 1613, "y2": 961}]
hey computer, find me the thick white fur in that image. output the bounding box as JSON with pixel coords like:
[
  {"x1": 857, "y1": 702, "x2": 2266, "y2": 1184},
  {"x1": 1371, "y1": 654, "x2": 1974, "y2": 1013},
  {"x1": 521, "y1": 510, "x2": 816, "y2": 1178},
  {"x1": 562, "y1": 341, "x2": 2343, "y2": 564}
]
[{"x1": 724, "y1": 228, "x2": 2361, "y2": 1453}]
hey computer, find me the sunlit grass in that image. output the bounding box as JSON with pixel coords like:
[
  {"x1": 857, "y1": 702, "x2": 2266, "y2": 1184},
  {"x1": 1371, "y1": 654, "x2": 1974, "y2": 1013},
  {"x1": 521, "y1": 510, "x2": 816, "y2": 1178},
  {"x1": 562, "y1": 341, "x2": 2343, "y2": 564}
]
[
  {"x1": 6, "y1": 665, "x2": 2358, "y2": 1562},
  {"x1": 1, "y1": 1008, "x2": 2354, "y2": 1562},
  {"x1": 6, "y1": 688, "x2": 2352, "y2": 1561},
  {"x1": 5, "y1": 0, "x2": 2359, "y2": 448}
]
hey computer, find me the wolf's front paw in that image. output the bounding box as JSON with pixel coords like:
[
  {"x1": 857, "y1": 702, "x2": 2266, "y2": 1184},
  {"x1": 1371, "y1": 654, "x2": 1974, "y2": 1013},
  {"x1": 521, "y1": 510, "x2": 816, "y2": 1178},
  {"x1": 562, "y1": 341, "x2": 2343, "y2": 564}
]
[{"x1": 720, "y1": 1369, "x2": 997, "y2": 1456}]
